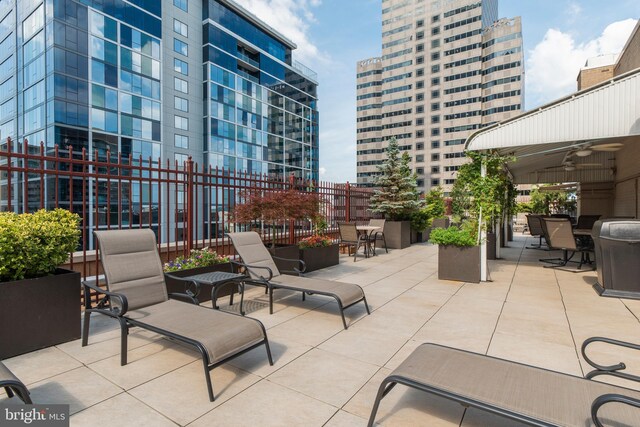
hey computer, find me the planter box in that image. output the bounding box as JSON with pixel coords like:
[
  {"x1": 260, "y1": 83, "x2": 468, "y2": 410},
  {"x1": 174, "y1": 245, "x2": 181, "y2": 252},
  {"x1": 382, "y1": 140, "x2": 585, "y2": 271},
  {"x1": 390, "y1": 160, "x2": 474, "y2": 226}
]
[
  {"x1": 268, "y1": 244, "x2": 301, "y2": 274},
  {"x1": 385, "y1": 221, "x2": 411, "y2": 249},
  {"x1": 0, "y1": 268, "x2": 81, "y2": 359},
  {"x1": 165, "y1": 263, "x2": 235, "y2": 303},
  {"x1": 300, "y1": 244, "x2": 340, "y2": 272},
  {"x1": 437, "y1": 245, "x2": 481, "y2": 283},
  {"x1": 487, "y1": 232, "x2": 497, "y2": 260}
]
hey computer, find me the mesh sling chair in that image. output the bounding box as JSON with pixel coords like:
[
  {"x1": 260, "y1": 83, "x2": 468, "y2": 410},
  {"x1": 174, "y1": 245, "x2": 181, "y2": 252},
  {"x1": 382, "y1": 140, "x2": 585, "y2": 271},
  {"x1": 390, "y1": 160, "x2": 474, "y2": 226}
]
[
  {"x1": 338, "y1": 222, "x2": 369, "y2": 261},
  {"x1": 368, "y1": 219, "x2": 388, "y2": 254},
  {"x1": 83, "y1": 229, "x2": 273, "y2": 402},
  {"x1": 0, "y1": 361, "x2": 32, "y2": 403},
  {"x1": 368, "y1": 338, "x2": 640, "y2": 427},
  {"x1": 541, "y1": 217, "x2": 594, "y2": 270},
  {"x1": 227, "y1": 232, "x2": 370, "y2": 329},
  {"x1": 526, "y1": 214, "x2": 548, "y2": 250}
]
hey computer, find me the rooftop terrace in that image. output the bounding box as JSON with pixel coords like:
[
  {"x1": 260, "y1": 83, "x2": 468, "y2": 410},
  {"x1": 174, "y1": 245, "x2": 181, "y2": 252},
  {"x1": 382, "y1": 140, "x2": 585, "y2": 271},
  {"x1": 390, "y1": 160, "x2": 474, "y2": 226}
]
[{"x1": 2, "y1": 234, "x2": 640, "y2": 426}]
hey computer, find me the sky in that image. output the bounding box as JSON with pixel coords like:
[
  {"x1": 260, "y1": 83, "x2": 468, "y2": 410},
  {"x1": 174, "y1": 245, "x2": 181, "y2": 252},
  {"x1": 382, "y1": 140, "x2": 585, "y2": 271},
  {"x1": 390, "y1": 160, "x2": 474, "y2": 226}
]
[{"x1": 233, "y1": 0, "x2": 640, "y2": 183}]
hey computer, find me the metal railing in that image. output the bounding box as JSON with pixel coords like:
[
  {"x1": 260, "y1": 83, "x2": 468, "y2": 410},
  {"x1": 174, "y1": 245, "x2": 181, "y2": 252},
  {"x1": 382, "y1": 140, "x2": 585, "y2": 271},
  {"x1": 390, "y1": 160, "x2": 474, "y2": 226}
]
[{"x1": 0, "y1": 137, "x2": 374, "y2": 282}]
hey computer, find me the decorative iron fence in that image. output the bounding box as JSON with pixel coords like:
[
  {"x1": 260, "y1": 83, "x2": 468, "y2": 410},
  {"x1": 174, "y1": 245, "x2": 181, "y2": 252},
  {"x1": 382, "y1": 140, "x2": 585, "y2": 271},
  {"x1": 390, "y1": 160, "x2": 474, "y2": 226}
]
[{"x1": 0, "y1": 138, "x2": 375, "y2": 283}]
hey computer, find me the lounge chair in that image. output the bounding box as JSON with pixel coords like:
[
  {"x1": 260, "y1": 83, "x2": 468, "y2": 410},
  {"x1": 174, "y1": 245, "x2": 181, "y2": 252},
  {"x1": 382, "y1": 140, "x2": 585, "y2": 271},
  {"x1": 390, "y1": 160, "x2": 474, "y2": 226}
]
[
  {"x1": 368, "y1": 219, "x2": 388, "y2": 254},
  {"x1": 83, "y1": 229, "x2": 273, "y2": 402},
  {"x1": 338, "y1": 222, "x2": 369, "y2": 261},
  {"x1": 368, "y1": 338, "x2": 640, "y2": 427},
  {"x1": 227, "y1": 232, "x2": 370, "y2": 329},
  {"x1": 526, "y1": 214, "x2": 548, "y2": 250},
  {"x1": 541, "y1": 217, "x2": 593, "y2": 270},
  {"x1": 1, "y1": 361, "x2": 32, "y2": 403}
]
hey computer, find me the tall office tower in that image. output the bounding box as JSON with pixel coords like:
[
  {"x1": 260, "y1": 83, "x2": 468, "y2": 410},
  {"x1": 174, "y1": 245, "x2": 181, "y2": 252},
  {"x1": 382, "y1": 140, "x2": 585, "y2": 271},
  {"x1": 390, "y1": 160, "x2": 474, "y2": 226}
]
[
  {"x1": 0, "y1": 0, "x2": 318, "y2": 213},
  {"x1": 356, "y1": 0, "x2": 523, "y2": 195}
]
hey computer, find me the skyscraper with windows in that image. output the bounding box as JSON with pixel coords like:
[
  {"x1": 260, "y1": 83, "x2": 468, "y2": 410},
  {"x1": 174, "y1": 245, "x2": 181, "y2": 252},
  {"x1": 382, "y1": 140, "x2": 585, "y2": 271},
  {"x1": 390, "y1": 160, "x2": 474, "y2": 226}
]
[
  {"x1": 356, "y1": 0, "x2": 523, "y2": 195},
  {"x1": 0, "y1": 0, "x2": 318, "y2": 213}
]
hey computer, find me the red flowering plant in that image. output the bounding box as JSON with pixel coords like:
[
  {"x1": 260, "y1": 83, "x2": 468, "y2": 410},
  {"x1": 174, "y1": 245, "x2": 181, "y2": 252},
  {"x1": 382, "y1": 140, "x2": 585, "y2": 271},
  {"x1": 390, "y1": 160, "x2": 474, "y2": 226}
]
[
  {"x1": 234, "y1": 188, "x2": 320, "y2": 247},
  {"x1": 163, "y1": 248, "x2": 229, "y2": 272},
  {"x1": 298, "y1": 234, "x2": 333, "y2": 249}
]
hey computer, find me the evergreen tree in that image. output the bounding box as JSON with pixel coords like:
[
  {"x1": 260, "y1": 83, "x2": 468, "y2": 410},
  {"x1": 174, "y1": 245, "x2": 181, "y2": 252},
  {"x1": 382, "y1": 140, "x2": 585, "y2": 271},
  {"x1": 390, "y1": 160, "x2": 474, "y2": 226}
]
[{"x1": 370, "y1": 138, "x2": 423, "y2": 220}]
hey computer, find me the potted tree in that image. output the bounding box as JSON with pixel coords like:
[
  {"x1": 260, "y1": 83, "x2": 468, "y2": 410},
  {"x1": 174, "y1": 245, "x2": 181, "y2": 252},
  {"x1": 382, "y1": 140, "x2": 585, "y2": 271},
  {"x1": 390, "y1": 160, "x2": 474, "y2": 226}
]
[
  {"x1": 164, "y1": 248, "x2": 233, "y2": 303},
  {"x1": 429, "y1": 220, "x2": 480, "y2": 283},
  {"x1": 370, "y1": 138, "x2": 423, "y2": 249},
  {"x1": 0, "y1": 209, "x2": 81, "y2": 358},
  {"x1": 413, "y1": 186, "x2": 447, "y2": 242}
]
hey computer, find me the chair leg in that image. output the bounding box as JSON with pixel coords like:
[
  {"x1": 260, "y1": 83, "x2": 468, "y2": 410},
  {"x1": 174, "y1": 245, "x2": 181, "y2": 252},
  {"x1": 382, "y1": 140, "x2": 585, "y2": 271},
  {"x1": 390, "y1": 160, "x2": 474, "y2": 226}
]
[
  {"x1": 202, "y1": 357, "x2": 215, "y2": 402},
  {"x1": 363, "y1": 296, "x2": 371, "y2": 315},
  {"x1": 82, "y1": 310, "x2": 92, "y2": 347},
  {"x1": 339, "y1": 302, "x2": 348, "y2": 329},
  {"x1": 119, "y1": 318, "x2": 129, "y2": 366},
  {"x1": 5, "y1": 387, "x2": 13, "y2": 398},
  {"x1": 353, "y1": 243, "x2": 358, "y2": 262},
  {"x1": 382, "y1": 234, "x2": 388, "y2": 253},
  {"x1": 264, "y1": 337, "x2": 274, "y2": 366},
  {"x1": 368, "y1": 379, "x2": 397, "y2": 427},
  {"x1": 269, "y1": 286, "x2": 274, "y2": 314},
  {"x1": 302, "y1": 291, "x2": 306, "y2": 301}
]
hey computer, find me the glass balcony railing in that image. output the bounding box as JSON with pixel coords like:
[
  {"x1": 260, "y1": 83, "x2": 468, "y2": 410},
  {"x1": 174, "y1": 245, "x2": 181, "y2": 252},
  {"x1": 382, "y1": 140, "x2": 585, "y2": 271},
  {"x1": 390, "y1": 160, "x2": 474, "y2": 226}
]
[
  {"x1": 236, "y1": 52, "x2": 260, "y2": 68},
  {"x1": 292, "y1": 60, "x2": 318, "y2": 82}
]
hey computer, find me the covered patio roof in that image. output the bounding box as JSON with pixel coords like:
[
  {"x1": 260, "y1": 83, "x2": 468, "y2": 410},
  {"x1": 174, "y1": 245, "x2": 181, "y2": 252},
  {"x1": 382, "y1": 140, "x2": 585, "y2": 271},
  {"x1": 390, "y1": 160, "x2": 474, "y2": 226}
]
[{"x1": 465, "y1": 68, "x2": 640, "y2": 184}]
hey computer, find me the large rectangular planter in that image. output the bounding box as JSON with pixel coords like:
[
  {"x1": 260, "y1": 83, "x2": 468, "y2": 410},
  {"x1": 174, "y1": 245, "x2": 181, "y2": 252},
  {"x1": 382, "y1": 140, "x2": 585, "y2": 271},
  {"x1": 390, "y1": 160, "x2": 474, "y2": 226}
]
[
  {"x1": 0, "y1": 268, "x2": 81, "y2": 359},
  {"x1": 437, "y1": 245, "x2": 481, "y2": 283},
  {"x1": 300, "y1": 244, "x2": 339, "y2": 272},
  {"x1": 385, "y1": 221, "x2": 411, "y2": 249},
  {"x1": 268, "y1": 244, "x2": 301, "y2": 274},
  {"x1": 165, "y1": 263, "x2": 236, "y2": 303}
]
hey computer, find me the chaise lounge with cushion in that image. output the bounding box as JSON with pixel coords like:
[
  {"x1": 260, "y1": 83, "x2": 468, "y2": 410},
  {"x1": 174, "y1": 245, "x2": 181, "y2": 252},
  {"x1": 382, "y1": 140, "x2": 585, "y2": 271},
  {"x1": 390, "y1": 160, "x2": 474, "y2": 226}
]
[
  {"x1": 1, "y1": 360, "x2": 31, "y2": 403},
  {"x1": 368, "y1": 338, "x2": 640, "y2": 426},
  {"x1": 227, "y1": 232, "x2": 370, "y2": 329},
  {"x1": 83, "y1": 229, "x2": 273, "y2": 402}
]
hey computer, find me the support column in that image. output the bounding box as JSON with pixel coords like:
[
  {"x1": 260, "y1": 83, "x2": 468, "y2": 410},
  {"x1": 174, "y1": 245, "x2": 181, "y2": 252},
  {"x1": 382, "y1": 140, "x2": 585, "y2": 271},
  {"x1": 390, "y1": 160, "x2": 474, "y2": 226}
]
[{"x1": 480, "y1": 162, "x2": 487, "y2": 282}]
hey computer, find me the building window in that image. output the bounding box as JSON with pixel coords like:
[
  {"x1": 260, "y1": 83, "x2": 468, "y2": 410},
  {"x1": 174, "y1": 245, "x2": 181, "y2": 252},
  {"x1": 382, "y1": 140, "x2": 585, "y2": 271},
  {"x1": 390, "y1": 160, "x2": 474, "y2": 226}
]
[
  {"x1": 173, "y1": 19, "x2": 188, "y2": 37},
  {"x1": 416, "y1": 118, "x2": 424, "y2": 126},
  {"x1": 431, "y1": 52, "x2": 440, "y2": 61},
  {"x1": 174, "y1": 96, "x2": 188, "y2": 112},
  {"x1": 416, "y1": 105, "x2": 424, "y2": 113},
  {"x1": 431, "y1": 77, "x2": 440, "y2": 86},
  {"x1": 431, "y1": 90, "x2": 440, "y2": 98},
  {"x1": 431, "y1": 140, "x2": 440, "y2": 149},
  {"x1": 431, "y1": 166, "x2": 440, "y2": 173},
  {"x1": 416, "y1": 68, "x2": 425, "y2": 77},
  {"x1": 417, "y1": 179, "x2": 424, "y2": 187},
  {"x1": 174, "y1": 58, "x2": 188, "y2": 75},
  {"x1": 416, "y1": 142, "x2": 424, "y2": 150},
  {"x1": 431, "y1": 27, "x2": 440, "y2": 35},
  {"x1": 174, "y1": 38, "x2": 188, "y2": 56},
  {"x1": 174, "y1": 77, "x2": 188, "y2": 93},
  {"x1": 175, "y1": 134, "x2": 188, "y2": 148},
  {"x1": 416, "y1": 31, "x2": 424, "y2": 40},
  {"x1": 173, "y1": 0, "x2": 188, "y2": 12},
  {"x1": 431, "y1": 102, "x2": 440, "y2": 111},
  {"x1": 175, "y1": 115, "x2": 188, "y2": 130},
  {"x1": 431, "y1": 153, "x2": 440, "y2": 161},
  {"x1": 416, "y1": 56, "x2": 424, "y2": 65},
  {"x1": 416, "y1": 80, "x2": 424, "y2": 89},
  {"x1": 431, "y1": 179, "x2": 440, "y2": 186},
  {"x1": 416, "y1": 167, "x2": 424, "y2": 175},
  {"x1": 431, "y1": 64, "x2": 440, "y2": 73},
  {"x1": 432, "y1": 15, "x2": 440, "y2": 23},
  {"x1": 416, "y1": 93, "x2": 424, "y2": 101},
  {"x1": 417, "y1": 19, "x2": 424, "y2": 27},
  {"x1": 431, "y1": 128, "x2": 440, "y2": 136},
  {"x1": 416, "y1": 154, "x2": 424, "y2": 162},
  {"x1": 431, "y1": 115, "x2": 440, "y2": 124},
  {"x1": 416, "y1": 130, "x2": 424, "y2": 138},
  {"x1": 431, "y1": 39, "x2": 440, "y2": 49},
  {"x1": 416, "y1": 43, "x2": 424, "y2": 52}
]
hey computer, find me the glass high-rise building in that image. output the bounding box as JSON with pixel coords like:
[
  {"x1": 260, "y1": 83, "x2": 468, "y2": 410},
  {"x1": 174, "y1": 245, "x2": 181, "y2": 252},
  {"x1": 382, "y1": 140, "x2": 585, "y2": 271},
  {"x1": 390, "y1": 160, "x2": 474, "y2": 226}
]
[
  {"x1": 0, "y1": 0, "x2": 319, "y2": 205},
  {"x1": 356, "y1": 0, "x2": 523, "y2": 195}
]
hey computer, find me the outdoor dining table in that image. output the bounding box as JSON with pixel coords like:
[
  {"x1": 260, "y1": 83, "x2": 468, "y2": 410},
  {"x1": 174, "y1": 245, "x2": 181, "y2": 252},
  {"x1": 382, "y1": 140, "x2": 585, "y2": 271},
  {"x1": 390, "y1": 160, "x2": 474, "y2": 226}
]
[
  {"x1": 356, "y1": 225, "x2": 381, "y2": 257},
  {"x1": 180, "y1": 271, "x2": 249, "y2": 315}
]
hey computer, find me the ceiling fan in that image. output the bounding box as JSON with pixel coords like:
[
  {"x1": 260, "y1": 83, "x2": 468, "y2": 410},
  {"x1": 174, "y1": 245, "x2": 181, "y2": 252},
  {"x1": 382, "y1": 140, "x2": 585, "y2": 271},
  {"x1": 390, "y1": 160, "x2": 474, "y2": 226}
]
[
  {"x1": 571, "y1": 142, "x2": 624, "y2": 157},
  {"x1": 542, "y1": 160, "x2": 603, "y2": 172}
]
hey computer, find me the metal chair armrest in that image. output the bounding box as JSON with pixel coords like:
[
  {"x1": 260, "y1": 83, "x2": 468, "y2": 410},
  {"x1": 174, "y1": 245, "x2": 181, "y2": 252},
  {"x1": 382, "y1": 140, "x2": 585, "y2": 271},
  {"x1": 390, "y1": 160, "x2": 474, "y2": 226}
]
[
  {"x1": 164, "y1": 273, "x2": 201, "y2": 299},
  {"x1": 168, "y1": 292, "x2": 199, "y2": 304},
  {"x1": 272, "y1": 256, "x2": 307, "y2": 274},
  {"x1": 582, "y1": 337, "x2": 640, "y2": 383},
  {"x1": 592, "y1": 393, "x2": 640, "y2": 427},
  {"x1": 82, "y1": 280, "x2": 129, "y2": 316},
  {"x1": 230, "y1": 259, "x2": 273, "y2": 281}
]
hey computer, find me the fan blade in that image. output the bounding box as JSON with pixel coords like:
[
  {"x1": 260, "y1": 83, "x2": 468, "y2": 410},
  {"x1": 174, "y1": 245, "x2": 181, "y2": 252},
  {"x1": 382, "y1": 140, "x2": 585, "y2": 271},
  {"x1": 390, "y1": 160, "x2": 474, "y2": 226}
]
[
  {"x1": 576, "y1": 163, "x2": 602, "y2": 168},
  {"x1": 592, "y1": 143, "x2": 623, "y2": 151}
]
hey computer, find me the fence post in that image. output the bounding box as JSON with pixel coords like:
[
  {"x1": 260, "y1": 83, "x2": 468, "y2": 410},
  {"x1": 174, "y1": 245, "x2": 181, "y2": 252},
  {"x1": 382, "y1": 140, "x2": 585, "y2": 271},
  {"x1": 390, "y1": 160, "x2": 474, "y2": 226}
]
[
  {"x1": 288, "y1": 173, "x2": 295, "y2": 245},
  {"x1": 186, "y1": 156, "x2": 194, "y2": 254},
  {"x1": 345, "y1": 181, "x2": 351, "y2": 222},
  {"x1": 6, "y1": 137, "x2": 12, "y2": 212}
]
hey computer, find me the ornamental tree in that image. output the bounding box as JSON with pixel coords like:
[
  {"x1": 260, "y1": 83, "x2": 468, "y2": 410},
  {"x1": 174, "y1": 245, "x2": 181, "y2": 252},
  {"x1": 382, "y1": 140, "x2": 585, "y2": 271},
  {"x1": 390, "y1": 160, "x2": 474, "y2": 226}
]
[{"x1": 369, "y1": 137, "x2": 423, "y2": 221}]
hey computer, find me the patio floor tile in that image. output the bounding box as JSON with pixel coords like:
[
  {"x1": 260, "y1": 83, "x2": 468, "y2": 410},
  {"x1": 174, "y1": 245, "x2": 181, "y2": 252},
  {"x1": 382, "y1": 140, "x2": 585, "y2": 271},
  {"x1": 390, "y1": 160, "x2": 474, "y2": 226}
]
[{"x1": 70, "y1": 393, "x2": 176, "y2": 427}]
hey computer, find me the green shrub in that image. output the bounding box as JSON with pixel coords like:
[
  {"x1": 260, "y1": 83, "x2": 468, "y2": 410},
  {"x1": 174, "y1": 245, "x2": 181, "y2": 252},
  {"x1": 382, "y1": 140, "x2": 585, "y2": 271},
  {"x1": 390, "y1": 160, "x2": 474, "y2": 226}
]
[
  {"x1": 410, "y1": 209, "x2": 431, "y2": 232},
  {"x1": 429, "y1": 224, "x2": 477, "y2": 247},
  {"x1": 0, "y1": 209, "x2": 81, "y2": 281},
  {"x1": 164, "y1": 248, "x2": 229, "y2": 272}
]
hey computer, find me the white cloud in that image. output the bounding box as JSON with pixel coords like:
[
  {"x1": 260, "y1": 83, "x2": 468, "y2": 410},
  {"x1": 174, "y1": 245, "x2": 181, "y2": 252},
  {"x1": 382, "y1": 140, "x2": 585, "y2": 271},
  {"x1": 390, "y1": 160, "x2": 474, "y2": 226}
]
[
  {"x1": 526, "y1": 18, "x2": 637, "y2": 108},
  {"x1": 232, "y1": 0, "x2": 328, "y2": 64},
  {"x1": 319, "y1": 167, "x2": 326, "y2": 176}
]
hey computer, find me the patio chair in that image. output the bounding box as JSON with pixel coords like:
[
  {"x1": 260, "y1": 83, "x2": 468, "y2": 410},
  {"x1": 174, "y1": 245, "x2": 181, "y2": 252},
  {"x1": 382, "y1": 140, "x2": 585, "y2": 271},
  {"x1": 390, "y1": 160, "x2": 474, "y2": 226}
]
[
  {"x1": 368, "y1": 338, "x2": 640, "y2": 427},
  {"x1": 0, "y1": 360, "x2": 32, "y2": 404},
  {"x1": 227, "y1": 232, "x2": 370, "y2": 329},
  {"x1": 576, "y1": 214, "x2": 601, "y2": 230},
  {"x1": 541, "y1": 217, "x2": 593, "y2": 270},
  {"x1": 83, "y1": 229, "x2": 273, "y2": 402},
  {"x1": 368, "y1": 219, "x2": 388, "y2": 254},
  {"x1": 338, "y1": 222, "x2": 369, "y2": 261},
  {"x1": 525, "y1": 214, "x2": 548, "y2": 250}
]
